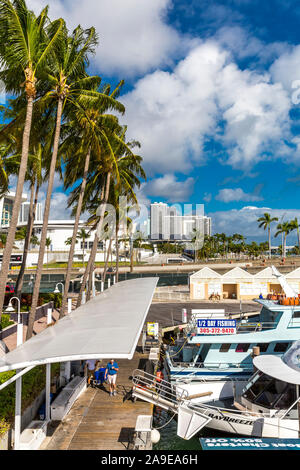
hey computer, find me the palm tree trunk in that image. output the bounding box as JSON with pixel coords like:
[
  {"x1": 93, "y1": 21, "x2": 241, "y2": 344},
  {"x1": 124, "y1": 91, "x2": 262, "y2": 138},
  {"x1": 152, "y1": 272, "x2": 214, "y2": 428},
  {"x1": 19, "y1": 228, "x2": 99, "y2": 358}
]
[
  {"x1": 0, "y1": 96, "x2": 34, "y2": 319},
  {"x1": 27, "y1": 97, "x2": 64, "y2": 340},
  {"x1": 76, "y1": 172, "x2": 111, "y2": 308},
  {"x1": 103, "y1": 237, "x2": 113, "y2": 283},
  {"x1": 15, "y1": 181, "x2": 39, "y2": 298},
  {"x1": 268, "y1": 226, "x2": 271, "y2": 259},
  {"x1": 116, "y1": 224, "x2": 120, "y2": 283},
  {"x1": 60, "y1": 149, "x2": 91, "y2": 317}
]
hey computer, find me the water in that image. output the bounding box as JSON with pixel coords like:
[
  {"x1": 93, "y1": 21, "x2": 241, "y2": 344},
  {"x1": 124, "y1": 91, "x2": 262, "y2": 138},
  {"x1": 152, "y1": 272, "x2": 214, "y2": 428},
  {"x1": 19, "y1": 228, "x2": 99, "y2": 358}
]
[{"x1": 153, "y1": 409, "x2": 201, "y2": 450}]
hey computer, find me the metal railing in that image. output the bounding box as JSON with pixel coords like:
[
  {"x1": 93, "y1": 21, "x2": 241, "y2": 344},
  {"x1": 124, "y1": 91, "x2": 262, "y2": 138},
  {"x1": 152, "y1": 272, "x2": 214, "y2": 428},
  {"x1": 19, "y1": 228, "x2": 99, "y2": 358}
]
[{"x1": 132, "y1": 369, "x2": 188, "y2": 409}]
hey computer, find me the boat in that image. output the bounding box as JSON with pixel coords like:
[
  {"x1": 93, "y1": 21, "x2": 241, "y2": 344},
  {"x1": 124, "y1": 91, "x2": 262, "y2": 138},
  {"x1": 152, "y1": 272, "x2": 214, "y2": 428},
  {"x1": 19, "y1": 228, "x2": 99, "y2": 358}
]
[
  {"x1": 191, "y1": 340, "x2": 300, "y2": 438},
  {"x1": 163, "y1": 267, "x2": 300, "y2": 403}
]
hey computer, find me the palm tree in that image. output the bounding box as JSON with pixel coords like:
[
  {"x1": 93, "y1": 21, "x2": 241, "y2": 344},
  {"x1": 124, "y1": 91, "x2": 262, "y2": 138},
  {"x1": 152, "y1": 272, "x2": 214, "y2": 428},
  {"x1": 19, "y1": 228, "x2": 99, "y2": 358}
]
[
  {"x1": 77, "y1": 228, "x2": 90, "y2": 267},
  {"x1": 257, "y1": 213, "x2": 279, "y2": 258},
  {"x1": 289, "y1": 218, "x2": 300, "y2": 251},
  {"x1": 275, "y1": 221, "x2": 291, "y2": 258},
  {"x1": 27, "y1": 24, "x2": 119, "y2": 337},
  {"x1": 75, "y1": 129, "x2": 145, "y2": 307},
  {"x1": 59, "y1": 80, "x2": 125, "y2": 316},
  {"x1": 45, "y1": 236, "x2": 51, "y2": 268},
  {"x1": 0, "y1": 0, "x2": 64, "y2": 318},
  {"x1": 5, "y1": 142, "x2": 44, "y2": 298}
]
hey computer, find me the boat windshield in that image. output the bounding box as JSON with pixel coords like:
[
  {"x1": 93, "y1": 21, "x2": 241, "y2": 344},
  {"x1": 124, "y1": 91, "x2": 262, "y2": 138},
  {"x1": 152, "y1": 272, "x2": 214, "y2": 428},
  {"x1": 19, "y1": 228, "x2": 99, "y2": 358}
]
[{"x1": 243, "y1": 373, "x2": 297, "y2": 410}]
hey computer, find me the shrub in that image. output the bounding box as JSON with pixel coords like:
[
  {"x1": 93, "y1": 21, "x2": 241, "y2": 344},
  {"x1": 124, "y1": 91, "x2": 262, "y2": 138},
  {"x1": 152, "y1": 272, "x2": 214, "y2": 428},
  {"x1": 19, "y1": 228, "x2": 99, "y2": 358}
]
[
  {"x1": 0, "y1": 315, "x2": 14, "y2": 331},
  {"x1": 0, "y1": 363, "x2": 61, "y2": 424}
]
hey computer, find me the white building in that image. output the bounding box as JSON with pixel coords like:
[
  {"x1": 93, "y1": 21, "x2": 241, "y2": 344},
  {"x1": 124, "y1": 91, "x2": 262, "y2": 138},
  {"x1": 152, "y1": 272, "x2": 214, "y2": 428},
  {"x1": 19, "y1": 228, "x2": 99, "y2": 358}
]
[
  {"x1": 190, "y1": 266, "x2": 300, "y2": 300},
  {"x1": 150, "y1": 202, "x2": 212, "y2": 240},
  {"x1": 0, "y1": 192, "x2": 43, "y2": 229}
]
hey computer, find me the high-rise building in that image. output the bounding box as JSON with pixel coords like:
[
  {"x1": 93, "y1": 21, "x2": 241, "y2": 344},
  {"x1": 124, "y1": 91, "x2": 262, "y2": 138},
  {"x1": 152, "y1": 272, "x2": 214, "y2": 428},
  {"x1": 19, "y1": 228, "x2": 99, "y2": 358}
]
[
  {"x1": 150, "y1": 202, "x2": 168, "y2": 240},
  {"x1": 150, "y1": 202, "x2": 211, "y2": 240},
  {"x1": 0, "y1": 192, "x2": 28, "y2": 228},
  {"x1": 19, "y1": 202, "x2": 43, "y2": 224}
]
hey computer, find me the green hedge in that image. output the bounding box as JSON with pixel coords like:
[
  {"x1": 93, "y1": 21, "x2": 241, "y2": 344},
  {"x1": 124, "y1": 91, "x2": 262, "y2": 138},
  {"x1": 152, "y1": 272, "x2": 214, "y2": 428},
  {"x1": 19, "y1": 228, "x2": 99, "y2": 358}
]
[
  {"x1": 0, "y1": 314, "x2": 14, "y2": 331},
  {"x1": 0, "y1": 363, "x2": 60, "y2": 435}
]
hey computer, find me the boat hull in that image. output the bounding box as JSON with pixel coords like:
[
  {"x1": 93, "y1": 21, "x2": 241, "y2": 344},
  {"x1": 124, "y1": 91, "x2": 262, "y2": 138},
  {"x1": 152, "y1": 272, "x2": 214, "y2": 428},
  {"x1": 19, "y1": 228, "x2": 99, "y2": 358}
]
[{"x1": 198, "y1": 407, "x2": 299, "y2": 438}]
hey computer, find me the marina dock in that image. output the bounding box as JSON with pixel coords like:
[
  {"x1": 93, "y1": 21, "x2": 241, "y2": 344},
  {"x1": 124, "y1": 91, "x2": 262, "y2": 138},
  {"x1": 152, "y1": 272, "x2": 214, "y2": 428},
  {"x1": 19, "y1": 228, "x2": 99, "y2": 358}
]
[{"x1": 41, "y1": 350, "x2": 153, "y2": 450}]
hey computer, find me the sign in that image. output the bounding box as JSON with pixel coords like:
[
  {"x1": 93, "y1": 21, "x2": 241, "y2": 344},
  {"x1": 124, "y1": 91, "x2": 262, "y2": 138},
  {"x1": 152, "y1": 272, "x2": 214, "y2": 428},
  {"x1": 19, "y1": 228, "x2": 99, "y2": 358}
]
[
  {"x1": 200, "y1": 438, "x2": 300, "y2": 450},
  {"x1": 147, "y1": 322, "x2": 159, "y2": 338},
  {"x1": 197, "y1": 319, "x2": 236, "y2": 334}
]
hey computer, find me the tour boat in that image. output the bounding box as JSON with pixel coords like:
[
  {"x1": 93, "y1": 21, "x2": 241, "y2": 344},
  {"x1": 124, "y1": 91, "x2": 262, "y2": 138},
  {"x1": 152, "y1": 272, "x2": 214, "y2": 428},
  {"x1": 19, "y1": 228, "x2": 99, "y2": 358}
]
[{"x1": 191, "y1": 340, "x2": 300, "y2": 438}]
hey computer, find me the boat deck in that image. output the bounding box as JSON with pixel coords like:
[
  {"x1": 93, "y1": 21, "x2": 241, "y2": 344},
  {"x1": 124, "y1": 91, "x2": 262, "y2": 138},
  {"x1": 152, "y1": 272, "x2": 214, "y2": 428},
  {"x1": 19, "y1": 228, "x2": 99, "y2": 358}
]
[{"x1": 40, "y1": 352, "x2": 153, "y2": 450}]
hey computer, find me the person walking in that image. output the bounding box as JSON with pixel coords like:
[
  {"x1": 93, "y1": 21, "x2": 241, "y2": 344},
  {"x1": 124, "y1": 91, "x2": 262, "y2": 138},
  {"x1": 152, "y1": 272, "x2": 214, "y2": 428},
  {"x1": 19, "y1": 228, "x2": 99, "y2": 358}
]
[
  {"x1": 105, "y1": 359, "x2": 119, "y2": 396},
  {"x1": 84, "y1": 359, "x2": 97, "y2": 385}
]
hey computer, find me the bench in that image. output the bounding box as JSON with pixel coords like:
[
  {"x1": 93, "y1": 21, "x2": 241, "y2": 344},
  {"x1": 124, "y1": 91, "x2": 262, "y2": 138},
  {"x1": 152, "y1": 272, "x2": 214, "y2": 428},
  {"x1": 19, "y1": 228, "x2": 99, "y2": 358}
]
[{"x1": 50, "y1": 376, "x2": 86, "y2": 421}]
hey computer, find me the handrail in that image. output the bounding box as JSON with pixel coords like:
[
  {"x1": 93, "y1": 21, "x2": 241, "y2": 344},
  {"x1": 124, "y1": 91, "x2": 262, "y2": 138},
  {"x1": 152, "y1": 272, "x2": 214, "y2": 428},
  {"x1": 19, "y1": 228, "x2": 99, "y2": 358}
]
[
  {"x1": 132, "y1": 369, "x2": 189, "y2": 406},
  {"x1": 277, "y1": 396, "x2": 300, "y2": 420}
]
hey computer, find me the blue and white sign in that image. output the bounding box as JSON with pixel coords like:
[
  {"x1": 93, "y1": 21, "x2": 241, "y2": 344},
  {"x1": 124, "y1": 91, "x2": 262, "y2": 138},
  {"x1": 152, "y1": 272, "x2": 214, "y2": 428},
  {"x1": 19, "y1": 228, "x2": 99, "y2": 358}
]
[
  {"x1": 197, "y1": 319, "x2": 236, "y2": 335},
  {"x1": 200, "y1": 438, "x2": 300, "y2": 450}
]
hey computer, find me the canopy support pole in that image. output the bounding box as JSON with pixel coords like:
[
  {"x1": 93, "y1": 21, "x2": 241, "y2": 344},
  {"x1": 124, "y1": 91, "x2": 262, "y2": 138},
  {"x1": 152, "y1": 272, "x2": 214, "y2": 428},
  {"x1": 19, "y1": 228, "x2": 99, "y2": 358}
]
[
  {"x1": 45, "y1": 310, "x2": 52, "y2": 422},
  {"x1": 14, "y1": 322, "x2": 23, "y2": 450}
]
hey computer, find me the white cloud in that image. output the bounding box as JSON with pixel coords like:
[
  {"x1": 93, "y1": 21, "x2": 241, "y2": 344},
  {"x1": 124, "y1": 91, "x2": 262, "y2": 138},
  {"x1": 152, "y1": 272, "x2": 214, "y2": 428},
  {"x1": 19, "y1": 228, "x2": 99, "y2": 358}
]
[
  {"x1": 145, "y1": 174, "x2": 195, "y2": 202},
  {"x1": 122, "y1": 42, "x2": 227, "y2": 174},
  {"x1": 215, "y1": 188, "x2": 263, "y2": 203},
  {"x1": 123, "y1": 39, "x2": 292, "y2": 174},
  {"x1": 27, "y1": 0, "x2": 185, "y2": 76},
  {"x1": 270, "y1": 45, "x2": 300, "y2": 91}
]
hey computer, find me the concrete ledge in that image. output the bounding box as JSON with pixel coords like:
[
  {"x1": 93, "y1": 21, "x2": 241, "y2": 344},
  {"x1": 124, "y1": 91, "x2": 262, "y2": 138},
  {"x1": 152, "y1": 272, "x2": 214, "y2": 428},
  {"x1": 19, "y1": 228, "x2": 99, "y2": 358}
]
[
  {"x1": 51, "y1": 376, "x2": 86, "y2": 421},
  {"x1": 19, "y1": 420, "x2": 49, "y2": 450}
]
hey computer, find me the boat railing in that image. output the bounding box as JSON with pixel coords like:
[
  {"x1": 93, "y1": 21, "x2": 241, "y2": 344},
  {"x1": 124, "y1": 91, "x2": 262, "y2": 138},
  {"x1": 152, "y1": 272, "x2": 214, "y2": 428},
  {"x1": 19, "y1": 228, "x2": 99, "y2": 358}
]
[
  {"x1": 169, "y1": 360, "x2": 252, "y2": 370},
  {"x1": 276, "y1": 396, "x2": 300, "y2": 420},
  {"x1": 132, "y1": 369, "x2": 189, "y2": 407}
]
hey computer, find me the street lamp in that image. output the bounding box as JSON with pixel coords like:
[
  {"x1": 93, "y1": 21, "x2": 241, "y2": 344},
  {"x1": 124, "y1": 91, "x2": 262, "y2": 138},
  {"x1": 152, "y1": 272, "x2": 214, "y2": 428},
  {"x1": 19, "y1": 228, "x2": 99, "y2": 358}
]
[
  {"x1": 54, "y1": 282, "x2": 64, "y2": 294},
  {"x1": 5, "y1": 297, "x2": 22, "y2": 346}
]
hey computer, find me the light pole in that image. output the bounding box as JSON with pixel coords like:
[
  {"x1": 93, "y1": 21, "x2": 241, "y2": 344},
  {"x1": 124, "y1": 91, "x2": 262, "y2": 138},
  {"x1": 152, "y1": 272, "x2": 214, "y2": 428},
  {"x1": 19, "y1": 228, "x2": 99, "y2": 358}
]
[
  {"x1": 5, "y1": 297, "x2": 22, "y2": 450},
  {"x1": 54, "y1": 282, "x2": 64, "y2": 295},
  {"x1": 5, "y1": 296, "x2": 22, "y2": 346}
]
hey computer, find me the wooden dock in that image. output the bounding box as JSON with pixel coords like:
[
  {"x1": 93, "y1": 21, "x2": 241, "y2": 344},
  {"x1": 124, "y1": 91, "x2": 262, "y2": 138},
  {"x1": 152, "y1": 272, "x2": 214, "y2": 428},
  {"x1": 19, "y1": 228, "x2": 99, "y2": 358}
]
[{"x1": 41, "y1": 351, "x2": 153, "y2": 450}]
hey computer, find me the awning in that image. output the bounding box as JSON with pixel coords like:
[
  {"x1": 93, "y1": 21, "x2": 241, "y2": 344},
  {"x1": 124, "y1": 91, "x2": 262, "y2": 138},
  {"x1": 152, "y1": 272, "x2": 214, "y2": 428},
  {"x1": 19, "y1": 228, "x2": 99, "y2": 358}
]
[
  {"x1": 253, "y1": 352, "x2": 300, "y2": 385},
  {"x1": 0, "y1": 277, "x2": 158, "y2": 372}
]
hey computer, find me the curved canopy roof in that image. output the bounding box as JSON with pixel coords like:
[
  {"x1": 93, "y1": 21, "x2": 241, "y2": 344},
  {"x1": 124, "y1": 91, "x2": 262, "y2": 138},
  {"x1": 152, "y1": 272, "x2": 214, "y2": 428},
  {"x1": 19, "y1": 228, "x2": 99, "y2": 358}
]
[
  {"x1": 0, "y1": 277, "x2": 158, "y2": 372},
  {"x1": 253, "y1": 342, "x2": 300, "y2": 385}
]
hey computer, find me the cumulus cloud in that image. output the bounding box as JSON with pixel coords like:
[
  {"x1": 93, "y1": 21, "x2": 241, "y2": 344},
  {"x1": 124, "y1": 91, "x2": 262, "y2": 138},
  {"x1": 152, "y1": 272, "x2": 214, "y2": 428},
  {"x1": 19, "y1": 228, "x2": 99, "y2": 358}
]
[
  {"x1": 215, "y1": 187, "x2": 263, "y2": 203},
  {"x1": 210, "y1": 206, "x2": 300, "y2": 243},
  {"x1": 145, "y1": 174, "x2": 195, "y2": 202},
  {"x1": 27, "y1": 0, "x2": 186, "y2": 76},
  {"x1": 122, "y1": 39, "x2": 293, "y2": 175}
]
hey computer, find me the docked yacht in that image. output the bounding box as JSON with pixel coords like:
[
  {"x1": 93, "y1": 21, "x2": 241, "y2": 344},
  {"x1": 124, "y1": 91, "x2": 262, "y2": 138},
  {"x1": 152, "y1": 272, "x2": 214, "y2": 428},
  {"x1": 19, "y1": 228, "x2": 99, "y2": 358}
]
[
  {"x1": 164, "y1": 268, "x2": 300, "y2": 402},
  {"x1": 192, "y1": 340, "x2": 300, "y2": 438}
]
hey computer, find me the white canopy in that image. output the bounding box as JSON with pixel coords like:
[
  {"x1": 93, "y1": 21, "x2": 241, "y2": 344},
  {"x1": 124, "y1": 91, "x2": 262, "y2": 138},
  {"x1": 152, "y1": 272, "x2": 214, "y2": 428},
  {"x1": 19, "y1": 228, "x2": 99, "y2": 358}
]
[
  {"x1": 253, "y1": 352, "x2": 300, "y2": 385},
  {"x1": 0, "y1": 277, "x2": 158, "y2": 372}
]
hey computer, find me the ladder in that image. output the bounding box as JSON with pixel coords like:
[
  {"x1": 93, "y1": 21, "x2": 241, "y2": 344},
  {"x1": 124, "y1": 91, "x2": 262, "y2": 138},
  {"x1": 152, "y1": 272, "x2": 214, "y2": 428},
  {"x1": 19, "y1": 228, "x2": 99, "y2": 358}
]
[{"x1": 132, "y1": 369, "x2": 212, "y2": 440}]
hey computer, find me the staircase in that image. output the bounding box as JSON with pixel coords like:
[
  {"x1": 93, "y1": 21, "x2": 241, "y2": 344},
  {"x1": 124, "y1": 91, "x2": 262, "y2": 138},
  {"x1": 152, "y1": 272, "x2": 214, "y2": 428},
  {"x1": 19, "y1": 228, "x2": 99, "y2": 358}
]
[{"x1": 132, "y1": 369, "x2": 212, "y2": 440}]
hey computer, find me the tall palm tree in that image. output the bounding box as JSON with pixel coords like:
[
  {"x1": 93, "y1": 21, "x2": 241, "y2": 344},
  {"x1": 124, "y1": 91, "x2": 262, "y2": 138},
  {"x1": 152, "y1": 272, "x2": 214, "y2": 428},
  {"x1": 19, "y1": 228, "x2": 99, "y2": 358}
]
[
  {"x1": 77, "y1": 228, "x2": 90, "y2": 268},
  {"x1": 4, "y1": 142, "x2": 44, "y2": 298},
  {"x1": 0, "y1": 0, "x2": 64, "y2": 318},
  {"x1": 289, "y1": 218, "x2": 300, "y2": 251},
  {"x1": 75, "y1": 129, "x2": 145, "y2": 307},
  {"x1": 275, "y1": 221, "x2": 291, "y2": 258},
  {"x1": 59, "y1": 81, "x2": 125, "y2": 316},
  {"x1": 27, "y1": 24, "x2": 121, "y2": 338},
  {"x1": 45, "y1": 236, "x2": 51, "y2": 268},
  {"x1": 257, "y1": 213, "x2": 279, "y2": 258}
]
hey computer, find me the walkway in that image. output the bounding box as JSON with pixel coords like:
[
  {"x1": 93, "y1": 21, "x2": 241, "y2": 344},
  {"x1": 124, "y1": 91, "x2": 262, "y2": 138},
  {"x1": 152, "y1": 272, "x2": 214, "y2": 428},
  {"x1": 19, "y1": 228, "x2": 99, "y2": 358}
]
[{"x1": 41, "y1": 351, "x2": 152, "y2": 450}]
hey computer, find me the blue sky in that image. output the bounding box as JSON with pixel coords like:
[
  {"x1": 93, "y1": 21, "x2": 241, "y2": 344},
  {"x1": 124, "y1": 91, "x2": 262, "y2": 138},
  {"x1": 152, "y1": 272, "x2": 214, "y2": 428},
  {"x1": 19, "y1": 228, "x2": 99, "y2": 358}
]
[{"x1": 5, "y1": 0, "x2": 300, "y2": 243}]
